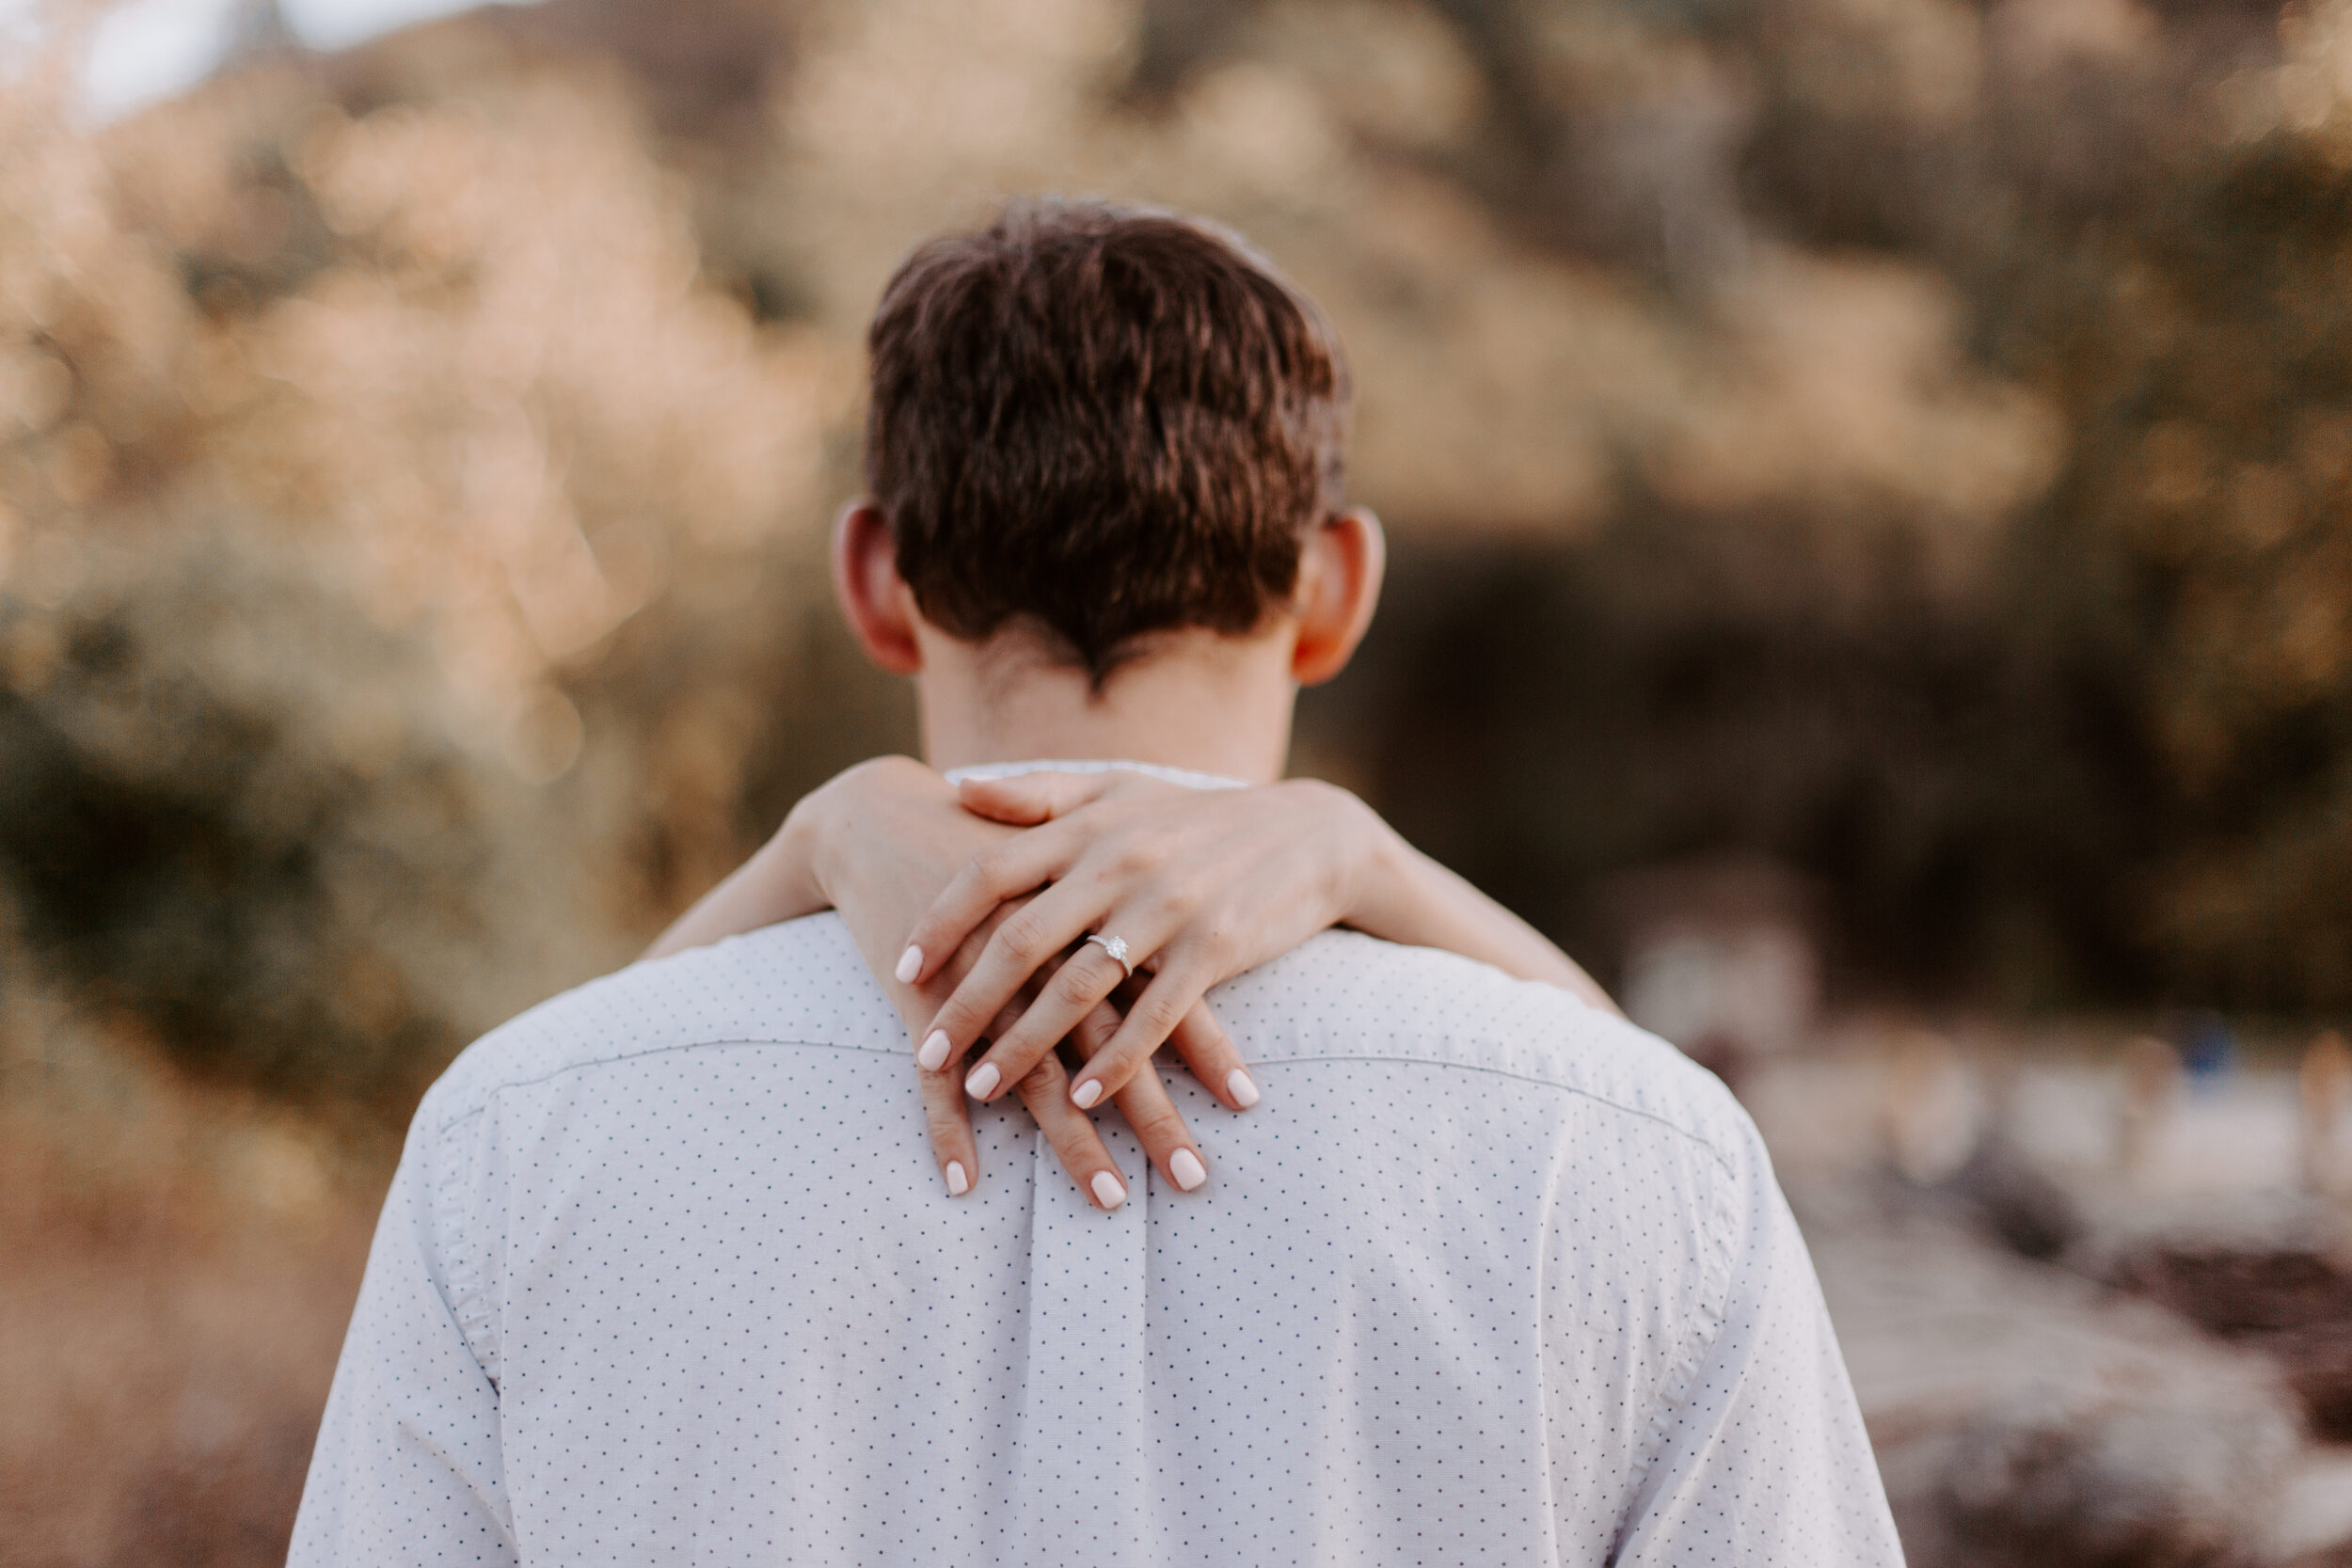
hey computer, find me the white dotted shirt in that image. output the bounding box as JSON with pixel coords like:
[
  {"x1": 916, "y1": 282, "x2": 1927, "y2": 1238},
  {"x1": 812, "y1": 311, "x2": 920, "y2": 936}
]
[{"x1": 291, "y1": 916, "x2": 1900, "y2": 1565}]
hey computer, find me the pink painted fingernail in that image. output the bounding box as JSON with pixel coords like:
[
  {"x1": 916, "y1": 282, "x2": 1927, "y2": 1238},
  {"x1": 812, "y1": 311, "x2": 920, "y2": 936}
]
[
  {"x1": 1090, "y1": 1170, "x2": 1126, "y2": 1210},
  {"x1": 1071, "y1": 1078, "x2": 1104, "y2": 1109},
  {"x1": 1227, "y1": 1068, "x2": 1261, "y2": 1107},
  {"x1": 945, "y1": 1160, "x2": 969, "y2": 1196},
  {"x1": 1169, "y1": 1148, "x2": 1207, "y2": 1190},
  {"x1": 918, "y1": 1031, "x2": 951, "y2": 1071},
  {"x1": 965, "y1": 1062, "x2": 1000, "y2": 1099},
  {"x1": 895, "y1": 945, "x2": 924, "y2": 985}
]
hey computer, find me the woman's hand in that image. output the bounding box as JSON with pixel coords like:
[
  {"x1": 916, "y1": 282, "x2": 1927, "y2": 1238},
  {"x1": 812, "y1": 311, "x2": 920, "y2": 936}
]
[
  {"x1": 646, "y1": 758, "x2": 1613, "y2": 1207},
  {"x1": 899, "y1": 773, "x2": 1373, "y2": 1114},
  {"x1": 901, "y1": 769, "x2": 1616, "y2": 1116},
  {"x1": 644, "y1": 757, "x2": 1232, "y2": 1207}
]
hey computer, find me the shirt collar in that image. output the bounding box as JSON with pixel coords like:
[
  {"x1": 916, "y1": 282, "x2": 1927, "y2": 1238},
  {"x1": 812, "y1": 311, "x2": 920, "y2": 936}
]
[{"x1": 941, "y1": 758, "x2": 1248, "y2": 792}]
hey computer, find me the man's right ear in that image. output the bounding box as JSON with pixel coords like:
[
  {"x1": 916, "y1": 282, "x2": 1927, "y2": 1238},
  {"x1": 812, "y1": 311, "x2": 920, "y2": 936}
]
[{"x1": 831, "y1": 500, "x2": 924, "y2": 675}]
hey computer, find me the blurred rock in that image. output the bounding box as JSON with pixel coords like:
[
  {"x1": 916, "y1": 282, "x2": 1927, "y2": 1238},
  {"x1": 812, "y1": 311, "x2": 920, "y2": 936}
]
[
  {"x1": 1796, "y1": 1180, "x2": 2305, "y2": 1568},
  {"x1": 2109, "y1": 1240, "x2": 2352, "y2": 1441},
  {"x1": 1942, "y1": 1132, "x2": 2086, "y2": 1262},
  {"x1": 1936, "y1": 1390, "x2": 2290, "y2": 1568}
]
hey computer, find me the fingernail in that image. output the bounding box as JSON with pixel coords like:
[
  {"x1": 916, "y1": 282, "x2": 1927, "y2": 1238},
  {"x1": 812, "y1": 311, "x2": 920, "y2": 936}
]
[
  {"x1": 965, "y1": 1061, "x2": 1000, "y2": 1099},
  {"x1": 918, "y1": 1030, "x2": 951, "y2": 1071},
  {"x1": 1227, "y1": 1068, "x2": 1261, "y2": 1108},
  {"x1": 945, "y1": 1160, "x2": 969, "y2": 1196},
  {"x1": 1169, "y1": 1148, "x2": 1207, "y2": 1190},
  {"x1": 895, "y1": 945, "x2": 923, "y2": 985},
  {"x1": 1090, "y1": 1170, "x2": 1126, "y2": 1210},
  {"x1": 1072, "y1": 1078, "x2": 1104, "y2": 1109}
]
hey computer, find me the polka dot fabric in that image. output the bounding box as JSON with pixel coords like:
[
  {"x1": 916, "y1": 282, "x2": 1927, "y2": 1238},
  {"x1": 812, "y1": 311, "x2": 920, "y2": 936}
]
[{"x1": 291, "y1": 915, "x2": 1901, "y2": 1566}]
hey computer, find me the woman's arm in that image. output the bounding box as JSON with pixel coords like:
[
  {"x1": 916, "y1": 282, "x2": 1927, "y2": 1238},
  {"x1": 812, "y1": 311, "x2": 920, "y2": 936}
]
[{"x1": 1343, "y1": 814, "x2": 1616, "y2": 1008}]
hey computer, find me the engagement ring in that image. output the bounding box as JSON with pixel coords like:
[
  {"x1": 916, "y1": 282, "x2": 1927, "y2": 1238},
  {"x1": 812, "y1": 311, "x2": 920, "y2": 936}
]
[{"x1": 1083, "y1": 931, "x2": 1133, "y2": 979}]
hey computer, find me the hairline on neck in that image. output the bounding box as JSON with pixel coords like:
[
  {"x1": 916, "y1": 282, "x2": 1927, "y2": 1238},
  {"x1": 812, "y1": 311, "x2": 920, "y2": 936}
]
[{"x1": 912, "y1": 618, "x2": 1300, "y2": 785}]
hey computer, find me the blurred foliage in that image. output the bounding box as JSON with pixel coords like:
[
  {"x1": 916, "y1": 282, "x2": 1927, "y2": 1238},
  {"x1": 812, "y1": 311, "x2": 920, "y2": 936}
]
[
  {"x1": 3, "y1": 0, "x2": 2352, "y2": 1117},
  {"x1": 0, "y1": 554, "x2": 484, "y2": 1102}
]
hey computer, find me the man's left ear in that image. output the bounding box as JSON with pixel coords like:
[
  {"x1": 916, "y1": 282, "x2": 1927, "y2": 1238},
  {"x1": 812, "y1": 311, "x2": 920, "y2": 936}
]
[{"x1": 1291, "y1": 506, "x2": 1386, "y2": 686}]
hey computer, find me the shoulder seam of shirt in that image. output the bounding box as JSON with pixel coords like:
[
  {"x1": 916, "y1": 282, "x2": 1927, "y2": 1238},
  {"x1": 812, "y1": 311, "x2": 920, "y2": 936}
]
[
  {"x1": 425, "y1": 1036, "x2": 895, "y2": 1136},
  {"x1": 425, "y1": 1034, "x2": 1743, "y2": 1178},
  {"x1": 1263, "y1": 1050, "x2": 1742, "y2": 1179}
]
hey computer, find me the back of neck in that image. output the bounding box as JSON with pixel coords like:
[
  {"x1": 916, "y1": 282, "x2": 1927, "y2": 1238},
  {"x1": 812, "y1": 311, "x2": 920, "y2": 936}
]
[{"x1": 913, "y1": 626, "x2": 1295, "y2": 784}]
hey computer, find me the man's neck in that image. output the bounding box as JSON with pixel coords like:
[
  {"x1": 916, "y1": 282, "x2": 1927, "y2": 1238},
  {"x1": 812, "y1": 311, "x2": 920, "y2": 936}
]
[{"x1": 911, "y1": 624, "x2": 1297, "y2": 784}]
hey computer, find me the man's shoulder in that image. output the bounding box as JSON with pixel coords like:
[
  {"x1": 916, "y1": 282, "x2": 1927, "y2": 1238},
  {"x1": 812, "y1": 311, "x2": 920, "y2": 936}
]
[
  {"x1": 1221, "y1": 929, "x2": 1753, "y2": 1175},
  {"x1": 413, "y1": 913, "x2": 893, "y2": 1136},
  {"x1": 411, "y1": 918, "x2": 1750, "y2": 1180}
]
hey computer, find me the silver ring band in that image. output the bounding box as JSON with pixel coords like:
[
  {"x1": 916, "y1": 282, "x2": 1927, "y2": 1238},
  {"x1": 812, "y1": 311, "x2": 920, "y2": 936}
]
[{"x1": 1083, "y1": 931, "x2": 1133, "y2": 980}]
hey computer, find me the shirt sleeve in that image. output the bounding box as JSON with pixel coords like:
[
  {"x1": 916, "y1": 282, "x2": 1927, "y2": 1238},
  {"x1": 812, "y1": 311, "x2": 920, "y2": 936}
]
[
  {"x1": 1611, "y1": 1120, "x2": 1905, "y2": 1567},
  {"x1": 288, "y1": 1112, "x2": 516, "y2": 1567}
]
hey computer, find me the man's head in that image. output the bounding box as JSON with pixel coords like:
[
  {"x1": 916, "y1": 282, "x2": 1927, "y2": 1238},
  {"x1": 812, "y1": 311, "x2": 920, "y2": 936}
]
[{"x1": 834, "y1": 198, "x2": 1385, "y2": 781}]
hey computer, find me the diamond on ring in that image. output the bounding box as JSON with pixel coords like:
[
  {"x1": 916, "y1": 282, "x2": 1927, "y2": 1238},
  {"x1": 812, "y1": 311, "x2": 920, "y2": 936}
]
[{"x1": 1084, "y1": 931, "x2": 1133, "y2": 979}]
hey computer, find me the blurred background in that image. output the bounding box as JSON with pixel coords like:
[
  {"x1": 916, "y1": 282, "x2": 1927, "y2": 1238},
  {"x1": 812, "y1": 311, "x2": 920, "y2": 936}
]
[{"x1": 5, "y1": 0, "x2": 2352, "y2": 1560}]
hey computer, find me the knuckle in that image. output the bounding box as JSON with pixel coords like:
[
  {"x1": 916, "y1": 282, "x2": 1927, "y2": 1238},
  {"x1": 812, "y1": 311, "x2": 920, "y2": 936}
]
[
  {"x1": 1190, "y1": 1021, "x2": 1235, "y2": 1059},
  {"x1": 1128, "y1": 1109, "x2": 1181, "y2": 1147},
  {"x1": 1111, "y1": 835, "x2": 1168, "y2": 878},
  {"x1": 965, "y1": 908, "x2": 1011, "y2": 952},
  {"x1": 1097, "y1": 1032, "x2": 1151, "y2": 1070},
  {"x1": 1136, "y1": 880, "x2": 1192, "y2": 925},
  {"x1": 996, "y1": 915, "x2": 1044, "y2": 961},
  {"x1": 1171, "y1": 925, "x2": 1220, "y2": 963},
  {"x1": 921, "y1": 1092, "x2": 967, "y2": 1143},
  {"x1": 1073, "y1": 1006, "x2": 1120, "y2": 1054},
  {"x1": 1004, "y1": 1026, "x2": 1057, "y2": 1068}
]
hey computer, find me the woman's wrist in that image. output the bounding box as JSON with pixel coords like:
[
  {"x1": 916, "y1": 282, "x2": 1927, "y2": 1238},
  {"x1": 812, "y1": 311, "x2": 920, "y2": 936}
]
[
  {"x1": 1304, "y1": 779, "x2": 1406, "y2": 935},
  {"x1": 786, "y1": 772, "x2": 848, "y2": 911},
  {"x1": 798, "y1": 755, "x2": 930, "y2": 905},
  {"x1": 1317, "y1": 784, "x2": 1616, "y2": 1006},
  {"x1": 769, "y1": 791, "x2": 829, "y2": 911}
]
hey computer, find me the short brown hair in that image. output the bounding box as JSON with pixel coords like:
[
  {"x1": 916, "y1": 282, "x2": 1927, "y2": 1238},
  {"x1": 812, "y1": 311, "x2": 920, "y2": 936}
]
[{"x1": 864, "y1": 198, "x2": 1351, "y2": 682}]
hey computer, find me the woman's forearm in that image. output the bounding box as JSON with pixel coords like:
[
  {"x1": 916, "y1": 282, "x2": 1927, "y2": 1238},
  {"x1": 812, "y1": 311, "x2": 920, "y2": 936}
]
[{"x1": 1340, "y1": 798, "x2": 1619, "y2": 1012}]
